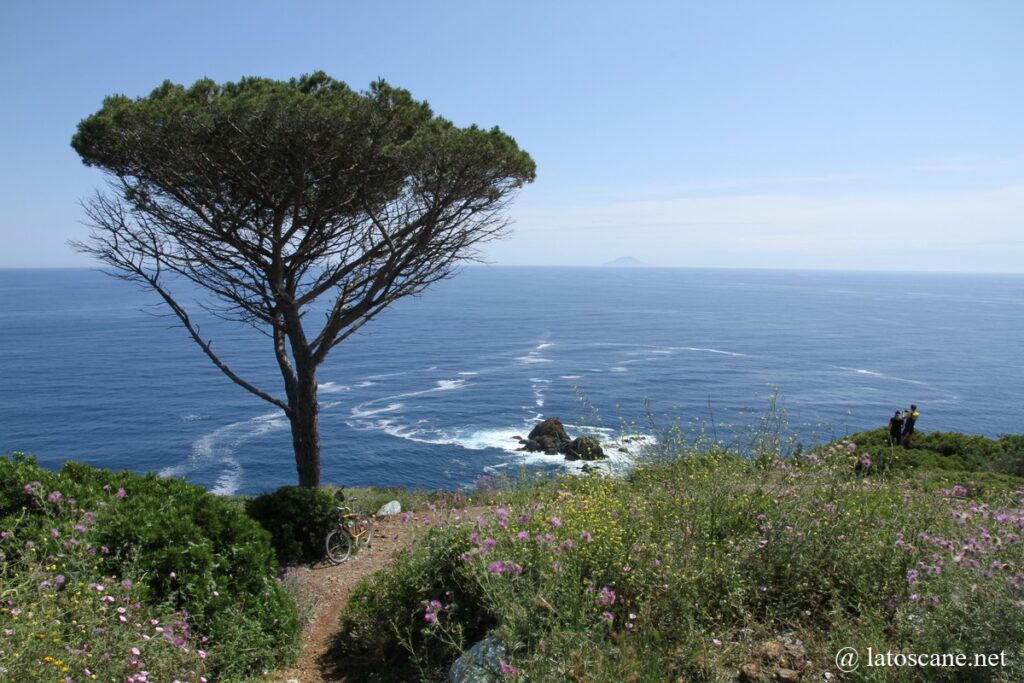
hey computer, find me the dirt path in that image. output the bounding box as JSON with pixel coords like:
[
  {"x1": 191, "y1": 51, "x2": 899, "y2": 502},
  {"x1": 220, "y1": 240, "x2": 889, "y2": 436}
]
[{"x1": 272, "y1": 506, "x2": 484, "y2": 683}]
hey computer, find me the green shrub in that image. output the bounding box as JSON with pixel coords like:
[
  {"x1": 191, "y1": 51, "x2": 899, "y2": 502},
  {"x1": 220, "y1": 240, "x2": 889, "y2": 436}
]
[
  {"x1": 0, "y1": 454, "x2": 299, "y2": 680},
  {"x1": 336, "y1": 523, "x2": 496, "y2": 682},
  {"x1": 246, "y1": 485, "x2": 337, "y2": 565}
]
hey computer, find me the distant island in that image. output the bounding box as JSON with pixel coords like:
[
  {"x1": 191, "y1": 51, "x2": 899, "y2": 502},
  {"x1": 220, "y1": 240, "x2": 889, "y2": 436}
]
[{"x1": 604, "y1": 255, "x2": 649, "y2": 267}]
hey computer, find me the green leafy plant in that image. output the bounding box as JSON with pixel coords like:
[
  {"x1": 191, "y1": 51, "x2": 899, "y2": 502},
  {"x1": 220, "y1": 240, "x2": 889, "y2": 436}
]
[{"x1": 246, "y1": 485, "x2": 337, "y2": 565}]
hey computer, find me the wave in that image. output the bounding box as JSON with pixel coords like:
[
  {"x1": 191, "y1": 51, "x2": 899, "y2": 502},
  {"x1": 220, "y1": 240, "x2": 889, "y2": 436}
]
[
  {"x1": 161, "y1": 410, "x2": 290, "y2": 496},
  {"x1": 677, "y1": 346, "x2": 747, "y2": 357},
  {"x1": 516, "y1": 355, "x2": 552, "y2": 364},
  {"x1": 350, "y1": 402, "x2": 404, "y2": 419},
  {"x1": 318, "y1": 381, "x2": 350, "y2": 393},
  {"x1": 831, "y1": 365, "x2": 927, "y2": 386},
  {"x1": 210, "y1": 457, "x2": 242, "y2": 497}
]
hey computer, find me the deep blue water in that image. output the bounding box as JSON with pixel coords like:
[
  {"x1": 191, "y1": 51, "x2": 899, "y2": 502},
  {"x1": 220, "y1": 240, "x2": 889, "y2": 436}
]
[{"x1": 1, "y1": 267, "x2": 1021, "y2": 494}]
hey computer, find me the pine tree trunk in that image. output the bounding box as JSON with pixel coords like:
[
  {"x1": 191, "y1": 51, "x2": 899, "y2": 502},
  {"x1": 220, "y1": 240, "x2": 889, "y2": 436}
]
[{"x1": 289, "y1": 374, "x2": 321, "y2": 487}]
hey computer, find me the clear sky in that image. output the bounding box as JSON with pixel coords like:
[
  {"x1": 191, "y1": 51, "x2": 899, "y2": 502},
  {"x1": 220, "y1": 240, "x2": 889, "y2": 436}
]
[{"x1": 1, "y1": 1, "x2": 1021, "y2": 272}]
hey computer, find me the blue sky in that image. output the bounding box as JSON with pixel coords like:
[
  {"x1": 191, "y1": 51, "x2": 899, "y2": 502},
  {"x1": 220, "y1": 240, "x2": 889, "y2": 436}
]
[{"x1": 1, "y1": 1, "x2": 1021, "y2": 271}]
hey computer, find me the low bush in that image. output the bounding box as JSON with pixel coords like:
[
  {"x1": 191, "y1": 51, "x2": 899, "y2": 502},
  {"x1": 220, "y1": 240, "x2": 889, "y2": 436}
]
[
  {"x1": 0, "y1": 453, "x2": 299, "y2": 681},
  {"x1": 246, "y1": 485, "x2": 337, "y2": 565}
]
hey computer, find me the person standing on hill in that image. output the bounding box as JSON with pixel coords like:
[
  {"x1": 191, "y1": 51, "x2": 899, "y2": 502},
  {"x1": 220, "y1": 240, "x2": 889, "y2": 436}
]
[
  {"x1": 888, "y1": 410, "x2": 904, "y2": 445},
  {"x1": 901, "y1": 404, "x2": 920, "y2": 447}
]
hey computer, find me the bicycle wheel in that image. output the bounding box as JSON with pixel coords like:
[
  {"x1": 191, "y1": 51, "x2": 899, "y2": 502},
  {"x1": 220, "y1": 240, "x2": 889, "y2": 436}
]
[
  {"x1": 325, "y1": 527, "x2": 352, "y2": 564},
  {"x1": 353, "y1": 513, "x2": 374, "y2": 551}
]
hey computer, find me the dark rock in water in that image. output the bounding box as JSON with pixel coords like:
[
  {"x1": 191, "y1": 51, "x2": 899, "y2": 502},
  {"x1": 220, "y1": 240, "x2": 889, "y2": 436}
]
[
  {"x1": 522, "y1": 417, "x2": 606, "y2": 461},
  {"x1": 519, "y1": 438, "x2": 542, "y2": 452},
  {"x1": 564, "y1": 436, "x2": 606, "y2": 461},
  {"x1": 526, "y1": 418, "x2": 571, "y2": 453},
  {"x1": 617, "y1": 446, "x2": 628, "y2": 453}
]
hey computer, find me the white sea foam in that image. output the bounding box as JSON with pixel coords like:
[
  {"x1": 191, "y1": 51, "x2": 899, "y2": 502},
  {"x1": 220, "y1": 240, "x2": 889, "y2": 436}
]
[
  {"x1": 350, "y1": 402, "x2": 404, "y2": 419},
  {"x1": 535, "y1": 342, "x2": 555, "y2": 350},
  {"x1": 516, "y1": 355, "x2": 552, "y2": 364},
  {"x1": 678, "y1": 346, "x2": 746, "y2": 357},
  {"x1": 458, "y1": 371, "x2": 480, "y2": 376},
  {"x1": 832, "y1": 365, "x2": 928, "y2": 386},
  {"x1": 355, "y1": 381, "x2": 376, "y2": 388},
  {"x1": 210, "y1": 457, "x2": 242, "y2": 496},
  {"x1": 318, "y1": 381, "x2": 350, "y2": 393},
  {"x1": 610, "y1": 366, "x2": 628, "y2": 373},
  {"x1": 436, "y1": 379, "x2": 466, "y2": 391},
  {"x1": 161, "y1": 410, "x2": 289, "y2": 495},
  {"x1": 560, "y1": 375, "x2": 581, "y2": 380}
]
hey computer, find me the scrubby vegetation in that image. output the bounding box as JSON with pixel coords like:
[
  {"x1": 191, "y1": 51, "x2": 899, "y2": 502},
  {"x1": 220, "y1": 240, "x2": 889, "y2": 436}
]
[
  {"x1": 0, "y1": 454, "x2": 298, "y2": 681},
  {"x1": 849, "y1": 429, "x2": 1024, "y2": 481},
  {"x1": 335, "y1": 435, "x2": 1024, "y2": 682},
  {"x1": 246, "y1": 485, "x2": 338, "y2": 565}
]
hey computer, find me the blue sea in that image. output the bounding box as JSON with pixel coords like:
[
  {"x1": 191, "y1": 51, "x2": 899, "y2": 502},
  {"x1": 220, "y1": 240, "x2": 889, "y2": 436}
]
[{"x1": 1, "y1": 267, "x2": 1021, "y2": 495}]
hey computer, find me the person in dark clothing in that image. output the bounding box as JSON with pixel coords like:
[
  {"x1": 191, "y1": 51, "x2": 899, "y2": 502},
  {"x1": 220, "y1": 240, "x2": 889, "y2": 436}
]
[
  {"x1": 888, "y1": 410, "x2": 903, "y2": 445},
  {"x1": 901, "y1": 404, "x2": 920, "y2": 447}
]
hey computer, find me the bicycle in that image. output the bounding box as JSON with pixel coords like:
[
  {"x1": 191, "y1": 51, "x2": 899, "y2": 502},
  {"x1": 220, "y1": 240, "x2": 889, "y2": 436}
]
[{"x1": 325, "y1": 488, "x2": 374, "y2": 564}]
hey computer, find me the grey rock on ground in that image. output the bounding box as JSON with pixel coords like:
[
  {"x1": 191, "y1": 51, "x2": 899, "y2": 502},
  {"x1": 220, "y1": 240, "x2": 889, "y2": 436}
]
[{"x1": 375, "y1": 500, "x2": 402, "y2": 518}]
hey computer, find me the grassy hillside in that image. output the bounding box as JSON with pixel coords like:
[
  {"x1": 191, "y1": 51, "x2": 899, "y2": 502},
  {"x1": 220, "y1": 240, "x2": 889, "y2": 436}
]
[{"x1": 334, "y1": 435, "x2": 1024, "y2": 682}]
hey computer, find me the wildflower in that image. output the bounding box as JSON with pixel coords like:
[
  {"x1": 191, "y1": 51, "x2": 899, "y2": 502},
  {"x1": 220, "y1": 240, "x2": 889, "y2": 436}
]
[
  {"x1": 495, "y1": 507, "x2": 508, "y2": 520},
  {"x1": 712, "y1": 638, "x2": 722, "y2": 647},
  {"x1": 482, "y1": 538, "x2": 497, "y2": 552},
  {"x1": 516, "y1": 531, "x2": 530, "y2": 542},
  {"x1": 561, "y1": 539, "x2": 574, "y2": 552},
  {"x1": 47, "y1": 490, "x2": 63, "y2": 505},
  {"x1": 499, "y1": 659, "x2": 517, "y2": 676},
  {"x1": 198, "y1": 649, "x2": 207, "y2": 659},
  {"x1": 580, "y1": 530, "x2": 592, "y2": 542},
  {"x1": 906, "y1": 569, "x2": 920, "y2": 585},
  {"x1": 116, "y1": 487, "x2": 127, "y2": 499},
  {"x1": 549, "y1": 517, "x2": 562, "y2": 527},
  {"x1": 50, "y1": 528, "x2": 60, "y2": 539},
  {"x1": 468, "y1": 532, "x2": 480, "y2": 544},
  {"x1": 601, "y1": 611, "x2": 614, "y2": 623},
  {"x1": 131, "y1": 647, "x2": 140, "y2": 656},
  {"x1": 597, "y1": 586, "x2": 616, "y2": 606}
]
